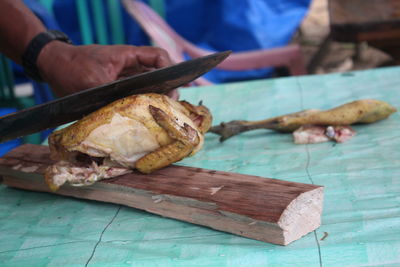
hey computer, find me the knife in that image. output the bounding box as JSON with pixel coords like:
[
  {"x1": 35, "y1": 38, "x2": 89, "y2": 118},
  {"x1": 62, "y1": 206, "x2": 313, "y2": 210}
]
[{"x1": 0, "y1": 51, "x2": 231, "y2": 144}]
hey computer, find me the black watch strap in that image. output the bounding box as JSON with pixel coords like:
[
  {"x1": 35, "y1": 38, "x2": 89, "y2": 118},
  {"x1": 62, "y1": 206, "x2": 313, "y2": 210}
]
[{"x1": 22, "y1": 30, "x2": 72, "y2": 82}]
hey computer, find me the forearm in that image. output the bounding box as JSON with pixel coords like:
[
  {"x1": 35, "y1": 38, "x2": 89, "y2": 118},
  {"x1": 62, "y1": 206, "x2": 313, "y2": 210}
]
[
  {"x1": 0, "y1": 0, "x2": 172, "y2": 97},
  {"x1": 0, "y1": 0, "x2": 46, "y2": 64}
]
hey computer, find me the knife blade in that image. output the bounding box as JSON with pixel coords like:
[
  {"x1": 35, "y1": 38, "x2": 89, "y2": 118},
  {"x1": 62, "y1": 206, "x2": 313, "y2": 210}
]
[{"x1": 0, "y1": 51, "x2": 231, "y2": 144}]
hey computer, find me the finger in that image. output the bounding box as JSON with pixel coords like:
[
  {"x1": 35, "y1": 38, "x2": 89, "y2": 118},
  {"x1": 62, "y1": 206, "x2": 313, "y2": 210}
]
[
  {"x1": 166, "y1": 89, "x2": 180, "y2": 100},
  {"x1": 117, "y1": 66, "x2": 156, "y2": 80},
  {"x1": 138, "y1": 46, "x2": 172, "y2": 68},
  {"x1": 122, "y1": 46, "x2": 172, "y2": 69}
]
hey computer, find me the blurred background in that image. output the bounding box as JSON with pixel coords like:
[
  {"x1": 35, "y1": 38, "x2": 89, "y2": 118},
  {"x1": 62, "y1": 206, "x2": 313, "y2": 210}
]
[
  {"x1": 298, "y1": 0, "x2": 396, "y2": 74},
  {"x1": 0, "y1": 0, "x2": 398, "y2": 153}
]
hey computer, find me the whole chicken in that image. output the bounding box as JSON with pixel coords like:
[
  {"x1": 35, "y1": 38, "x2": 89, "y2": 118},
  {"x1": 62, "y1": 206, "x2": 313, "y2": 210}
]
[{"x1": 45, "y1": 93, "x2": 212, "y2": 191}]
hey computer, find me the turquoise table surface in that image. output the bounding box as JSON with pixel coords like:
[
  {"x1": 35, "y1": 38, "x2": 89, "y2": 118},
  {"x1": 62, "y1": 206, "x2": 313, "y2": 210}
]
[{"x1": 1, "y1": 67, "x2": 399, "y2": 266}]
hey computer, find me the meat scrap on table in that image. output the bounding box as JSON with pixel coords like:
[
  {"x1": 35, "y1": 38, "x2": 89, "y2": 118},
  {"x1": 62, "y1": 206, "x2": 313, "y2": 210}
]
[{"x1": 293, "y1": 125, "x2": 356, "y2": 144}]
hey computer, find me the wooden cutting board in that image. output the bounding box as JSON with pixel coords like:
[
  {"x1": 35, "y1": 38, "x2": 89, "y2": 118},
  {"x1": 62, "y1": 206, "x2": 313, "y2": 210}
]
[{"x1": 0, "y1": 144, "x2": 323, "y2": 245}]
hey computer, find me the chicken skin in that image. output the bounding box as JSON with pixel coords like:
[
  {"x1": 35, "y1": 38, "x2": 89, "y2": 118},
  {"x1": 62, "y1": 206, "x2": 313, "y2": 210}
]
[{"x1": 45, "y1": 93, "x2": 212, "y2": 191}]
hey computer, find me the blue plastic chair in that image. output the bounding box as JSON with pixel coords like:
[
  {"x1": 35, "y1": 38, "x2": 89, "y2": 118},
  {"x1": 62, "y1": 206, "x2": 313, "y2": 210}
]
[{"x1": 0, "y1": 55, "x2": 24, "y2": 154}]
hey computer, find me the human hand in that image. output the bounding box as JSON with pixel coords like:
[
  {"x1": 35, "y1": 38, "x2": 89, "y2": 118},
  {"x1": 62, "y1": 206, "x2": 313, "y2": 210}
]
[{"x1": 37, "y1": 42, "x2": 178, "y2": 99}]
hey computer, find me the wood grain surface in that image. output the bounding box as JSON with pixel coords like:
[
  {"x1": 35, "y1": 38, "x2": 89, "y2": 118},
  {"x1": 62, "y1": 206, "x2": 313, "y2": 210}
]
[{"x1": 0, "y1": 144, "x2": 324, "y2": 245}]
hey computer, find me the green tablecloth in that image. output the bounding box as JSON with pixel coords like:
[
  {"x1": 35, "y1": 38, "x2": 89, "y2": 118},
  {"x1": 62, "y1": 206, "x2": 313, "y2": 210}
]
[{"x1": 1, "y1": 67, "x2": 399, "y2": 266}]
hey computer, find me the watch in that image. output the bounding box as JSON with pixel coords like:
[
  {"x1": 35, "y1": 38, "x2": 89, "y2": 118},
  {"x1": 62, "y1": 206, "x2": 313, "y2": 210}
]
[{"x1": 22, "y1": 30, "x2": 72, "y2": 82}]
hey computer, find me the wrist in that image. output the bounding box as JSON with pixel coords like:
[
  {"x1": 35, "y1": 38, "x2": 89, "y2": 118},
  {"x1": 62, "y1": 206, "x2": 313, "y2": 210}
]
[
  {"x1": 22, "y1": 30, "x2": 72, "y2": 82},
  {"x1": 36, "y1": 41, "x2": 74, "y2": 82}
]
